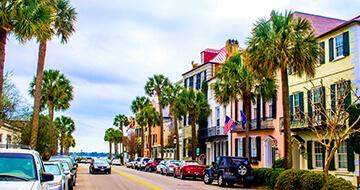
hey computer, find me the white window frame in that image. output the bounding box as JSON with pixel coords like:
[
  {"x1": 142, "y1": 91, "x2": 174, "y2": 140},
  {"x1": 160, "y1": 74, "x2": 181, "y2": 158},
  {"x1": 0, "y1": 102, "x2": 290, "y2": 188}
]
[
  {"x1": 215, "y1": 106, "x2": 220, "y2": 126},
  {"x1": 251, "y1": 137, "x2": 257, "y2": 158},
  {"x1": 237, "y1": 138, "x2": 243, "y2": 157},
  {"x1": 335, "y1": 141, "x2": 348, "y2": 170},
  {"x1": 293, "y1": 93, "x2": 301, "y2": 119},
  {"x1": 335, "y1": 34, "x2": 344, "y2": 58},
  {"x1": 314, "y1": 142, "x2": 323, "y2": 169},
  {"x1": 268, "y1": 100, "x2": 273, "y2": 118}
]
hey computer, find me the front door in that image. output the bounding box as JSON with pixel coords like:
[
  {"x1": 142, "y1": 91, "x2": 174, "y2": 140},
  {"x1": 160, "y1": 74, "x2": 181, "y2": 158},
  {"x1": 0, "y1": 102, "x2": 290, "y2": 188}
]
[{"x1": 264, "y1": 139, "x2": 273, "y2": 168}]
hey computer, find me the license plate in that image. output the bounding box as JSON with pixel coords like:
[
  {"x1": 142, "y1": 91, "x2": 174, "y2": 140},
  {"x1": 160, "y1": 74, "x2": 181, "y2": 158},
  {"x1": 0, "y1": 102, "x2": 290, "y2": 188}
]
[{"x1": 101, "y1": 169, "x2": 104, "y2": 171}]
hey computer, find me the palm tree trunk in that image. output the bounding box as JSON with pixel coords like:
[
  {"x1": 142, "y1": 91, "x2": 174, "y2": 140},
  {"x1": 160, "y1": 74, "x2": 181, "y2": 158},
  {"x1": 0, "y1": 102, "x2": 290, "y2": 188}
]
[
  {"x1": 141, "y1": 125, "x2": 145, "y2": 157},
  {"x1": 0, "y1": 29, "x2": 7, "y2": 118},
  {"x1": 49, "y1": 100, "x2": 54, "y2": 122},
  {"x1": 281, "y1": 67, "x2": 292, "y2": 169},
  {"x1": 158, "y1": 95, "x2": 164, "y2": 159},
  {"x1": 109, "y1": 141, "x2": 113, "y2": 160},
  {"x1": 191, "y1": 114, "x2": 196, "y2": 160},
  {"x1": 30, "y1": 40, "x2": 47, "y2": 149},
  {"x1": 148, "y1": 125, "x2": 152, "y2": 158},
  {"x1": 243, "y1": 95, "x2": 251, "y2": 160},
  {"x1": 60, "y1": 133, "x2": 64, "y2": 155},
  {"x1": 174, "y1": 115, "x2": 180, "y2": 160}
]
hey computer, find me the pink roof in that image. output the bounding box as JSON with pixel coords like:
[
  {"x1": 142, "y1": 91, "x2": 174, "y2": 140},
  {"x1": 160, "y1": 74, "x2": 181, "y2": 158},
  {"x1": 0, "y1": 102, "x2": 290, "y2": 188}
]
[
  {"x1": 293, "y1": 12, "x2": 346, "y2": 36},
  {"x1": 318, "y1": 15, "x2": 360, "y2": 37},
  {"x1": 202, "y1": 48, "x2": 220, "y2": 54},
  {"x1": 209, "y1": 47, "x2": 227, "y2": 63}
]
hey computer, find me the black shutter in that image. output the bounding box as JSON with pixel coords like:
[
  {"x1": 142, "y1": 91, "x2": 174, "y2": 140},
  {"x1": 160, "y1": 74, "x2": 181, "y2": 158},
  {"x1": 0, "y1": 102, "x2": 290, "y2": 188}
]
[
  {"x1": 183, "y1": 116, "x2": 187, "y2": 126},
  {"x1": 344, "y1": 80, "x2": 352, "y2": 109},
  {"x1": 256, "y1": 136, "x2": 261, "y2": 161},
  {"x1": 329, "y1": 38, "x2": 334, "y2": 61},
  {"x1": 242, "y1": 138, "x2": 246, "y2": 158},
  {"x1": 320, "y1": 41, "x2": 325, "y2": 64},
  {"x1": 235, "y1": 139, "x2": 239, "y2": 156},
  {"x1": 272, "y1": 96, "x2": 277, "y2": 118},
  {"x1": 347, "y1": 139, "x2": 355, "y2": 172},
  {"x1": 256, "y1": 96, "x2": 261, "y2": 129},
  {"x1": 225, "y1": 141, "x2": 229, "y2": 156},
  {"x1": 235, "y1": 99, "x2": 239, "y2": 121},
  {"x1": 308, "y1": 90, "x2": 313, "y2": 114},
  {"x1": 299, "y1": 92, "x2": 304, "y2": 119},
  {"x1": 343, "y1": 31, "x2": 350, "y2": 56},
  {"x1": 307, "y1": 141, "x2": 313, "y2": 169},
  {"x1": 331, "y1": 84, "x2": 336, "y2": 112},
  {"x1": 321, "y1": 86, "x2": 326, "y2": 125},
  {"x1": 290, "y1": 95, "x2": 294, "y2": 121},
  {"x1": 184, "y1": 78, "x2": 187, "y2": 88},
  {"x1": 262, "y1": 97, "x2": 266, "y2": 120},
  {"x1": 329, "y1": 141, "x2": 335, "y2": 171},
  {"x1": 213, "y1": 142, "x2": 216, "y2": 161},
  {"x1": 249, "y1": 137, "x2": 252, "y2": 159}
]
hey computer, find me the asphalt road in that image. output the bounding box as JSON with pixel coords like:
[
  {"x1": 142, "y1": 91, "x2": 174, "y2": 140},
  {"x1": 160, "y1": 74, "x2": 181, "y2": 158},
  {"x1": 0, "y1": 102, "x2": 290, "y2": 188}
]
[{"x1": 75, "y1": 164, "x2": 256, "y2": 190}]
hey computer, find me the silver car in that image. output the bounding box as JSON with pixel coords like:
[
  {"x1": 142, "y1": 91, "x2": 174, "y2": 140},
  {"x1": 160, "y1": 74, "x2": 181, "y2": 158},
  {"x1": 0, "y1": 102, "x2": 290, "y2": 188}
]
[
  {"x1": 156, "y1": 160, "x2": 167, "y2": 174},
  {"x1": 44, "y1": 161, "x2": 69, "y2": 190},
  {"x1": 163, "y1": 160, "x2": 180, "y2": 176}
]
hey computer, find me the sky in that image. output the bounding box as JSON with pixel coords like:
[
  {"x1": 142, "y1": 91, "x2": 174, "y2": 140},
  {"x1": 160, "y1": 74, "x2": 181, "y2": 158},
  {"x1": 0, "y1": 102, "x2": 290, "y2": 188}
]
[{"x1": 5, "y1": 0, "x2": 360, "y2": 153}]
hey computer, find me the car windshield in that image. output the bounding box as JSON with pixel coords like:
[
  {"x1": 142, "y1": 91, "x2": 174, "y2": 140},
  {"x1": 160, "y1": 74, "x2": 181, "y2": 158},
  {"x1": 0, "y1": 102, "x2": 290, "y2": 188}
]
[
  {"x1": 94, "y1": 159, "x2": 108, "y2": 164},
  {"x1": 169, "y1": 161, "x2": 180, "y2": 165},
  {"x1": 231, "y1": 158, "x2": 246, "y2": 166},
  {"x1": 60, "y1": 162, "x2": 70, "y2": 171},
  {"x1": 45, "y1": 164, "x2": 61, "y2": 175},
  {"x1": 0, "y1": 153, "x2": 37, "y2": 181},
  {"x1": 50, "y1": 157, "x2": 73, "y2": 165},
  {"x1": 186, "y1": 162, "x2": 199, "y2": 165}
]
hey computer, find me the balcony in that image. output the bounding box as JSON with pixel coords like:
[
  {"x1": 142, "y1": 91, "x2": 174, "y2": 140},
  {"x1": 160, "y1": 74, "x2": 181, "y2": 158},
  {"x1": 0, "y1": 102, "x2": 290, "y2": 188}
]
[
  {"x1": 250, "y1": 118, "x2": 275, "y2": 130},
  {"x1": 198, "y1": 126, "x2": 227, "y2": 139}
]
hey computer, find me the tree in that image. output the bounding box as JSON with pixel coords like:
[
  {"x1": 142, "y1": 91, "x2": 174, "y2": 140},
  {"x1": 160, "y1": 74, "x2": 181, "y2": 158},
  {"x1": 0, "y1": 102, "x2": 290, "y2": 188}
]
[
  {"x1": 113, "y1": 114, "x2": 128, "y2": 162},
  {"x1": 54, "y1": 115, "x2": 75, "y2": 155},
  {"x1": 213, "y1": 52, "x2": 276, "y2": 160},
  {"x1": 245, "y1": 10, "x2": 319, "y2": 168},
  {"x1": 63, "y1": 134, "x2": 75, "y2": 155},
  {"x1": 124, "y1": 131, "x2": 141, "y2": 160},
  {"x1": 142, "y1": 105, "x2": 160, "y2": 158},
  {"x1": 145, "y1": 74, "x2": 171, "y2": 158},
  {"x1": 104, "y1": 128, "x2": 115, "y2": 160},
  {"x1": 131, "y1": 96, "x2": 150, "y2": 156},
  {"x1": 175, "y1": 88, "x2": 210, "y2": 160},
  {"x1": 112, "y1": 129, "x2": 122, "y2": 157},
  {"x1": 29, "y1": 69, "x2": 74, "y2": 123},
  {"x1": 30, "y1": 0, "x2": 77, "y2": 149}
]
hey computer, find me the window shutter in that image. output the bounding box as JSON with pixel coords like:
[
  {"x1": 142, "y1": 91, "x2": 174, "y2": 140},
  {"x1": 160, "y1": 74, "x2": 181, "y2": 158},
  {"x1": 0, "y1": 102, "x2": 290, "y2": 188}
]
[
  {"x1": 290, "y1": 95, "x2": 294, "y2": 121},
  {"x1": 183, "y1": 116, "x2": 186, "y2": 126},
  {"x1": 329, "y1": 38, "x2": 334, "y2": 61},
  {"x1": 299, "y1": 92, "x2": 304, "y2": 119},
  {"x1": 329, "y1": 141, "x2": 335, "y2": 171},
  {"x1": 249, "y1": 137, "x2": 252, "y2": 159},
  {"x1": 184, "y1": 78, "x2": 188, "y2": 88},
  {"x1": 347, "y1": 139, "x2": 355, "y2": 172},
  {"x1": 203, "y1": 70, "x2": 207, "y2": 81},
  {"x1": 226, "y1": 141, "x2": 229, "y2": 156},
  {"x1": 343, "y1": 31, "x2": 350, "y2": 56},
  {"x1": 256, "y1": 136, "x2": 261, "y2": 161},
  {"x1": 235, "y1": 139, "x2": 239, "y2": 156},
  {"x1": 321, "y1": 87, "x2": 327, "y2": 124},
  {"x1": 242, "y1": 137, "x2": 246, "y2": 158},
  {"x1": 307, "y1": 90, "x2": 313, "y2": 114},
  {"x1": 330, "y1": 84, "x2": 336, "y2": 112},
  {"x1": 320, "y1": 41, "x2": 325, "y2": 64},
  {"x1": 256, "y1": 96, "x2": 261, "y2": 129},
  {"x1": 344, "y1": 80, "x2": 352, "y2": 109},
  {"x1": 213, "y1": 142, "x2": 217, "y2": 161},
  {"x1": 272, "y1": 96, "x2": 277, "y2": 118},
  {"x1": 235, "y1": 99, "x2": 239, "y2": 121},
  {"x1": 307, "y1": 141, "x2": 313, "y2": 169},
  {"x1": 262, "y1": 97, "x2": 266, "y2": 121}
]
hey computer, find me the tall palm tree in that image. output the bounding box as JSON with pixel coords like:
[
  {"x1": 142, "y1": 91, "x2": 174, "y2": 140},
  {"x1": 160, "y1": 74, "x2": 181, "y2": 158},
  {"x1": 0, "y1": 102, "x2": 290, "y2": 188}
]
[
  {"x1": 245, "y1": 10, "x2": 319, "y2": 168},
  {"x1": 113, "y1": 114, "x2": 129, "y2": 162},
  {"x1": 29, "y1": 69, "x2": 74, "y2": 123},
  {"x1": 163, "y1": 83, "x2": 183, "y2": 160},
  {"x1": 213, "y1": 52, "x2": 277, "y2": 160},
  {"x1": 0, "y1": 0, "x2": 50, "y2": 117},
  {"x1": 112, "y1": 129, "x2": 122, "y2": 157},
  {"x1": 131, "y1": 96, "x2": 150, "y2": 156},
  {"x1": 104, "y1": 128, "x2": 115, "y2": 160},
  {"x1": 175, "y1": 89, "x2": 210, "y2": 160},
  {"x1": 142, "y1": 105, "x2": 160, "y2": 158},
  {"x1": 30, "y1": 0, "x2": 77, "y2": 149},
  {"x1": 54, "y1": 115, "x2": 75, "y2": 155},
  {"x1": 63, "y1": 134, "x2": 75, "y2": 155},
  {"x1": 145, "y1": 75, "x2": 170, "y2": 158}
]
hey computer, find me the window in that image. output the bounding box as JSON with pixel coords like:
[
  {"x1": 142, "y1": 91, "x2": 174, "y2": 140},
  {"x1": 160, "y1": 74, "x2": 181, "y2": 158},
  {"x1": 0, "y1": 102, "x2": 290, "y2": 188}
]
[
  {"x1": 314, "y1": 142, "x2": 323, "y2": 168},
  {"x1": 196, "y1": 73, "x2": 201, "y2": 90},
  {"x1": 189, "y1": 76, "x2": 194, "y2": 88},
  {"x1": 319, "y1": 41, "x2": 325, "y2": 64},
  {"x1": 251, "y1": 137, "x2": 257, "y2": 158},
  {"x1": 253, "y1": 107, "x2": 257, "y2": 120},
  {"x1": 294, "y1": 93, "x2": 301, "y2": 119},
  {"x1": 313, "y1": 87, "x2": 322, "y2": 123},
  {"x1": 337, "y1": 141, "x2": 347, "y2": 169},
  {"x1": 268, "y1": 100, "x2": 273, "y2": 118},
  {"x1": 335, "y1": 35, "x2": 343, "y2": 57},
  {"x1": 215, "y1": 106, "x2": 220, "y2": 126},
  {"x1": 184, "y1": 78, "x2": 188, "y2": 89},
  {"x1": 6, "y1": 135, "x2": 11, "y2": 144},
  {"x1": 237, "y1": 139, "x2": 243, "y2": 157}
]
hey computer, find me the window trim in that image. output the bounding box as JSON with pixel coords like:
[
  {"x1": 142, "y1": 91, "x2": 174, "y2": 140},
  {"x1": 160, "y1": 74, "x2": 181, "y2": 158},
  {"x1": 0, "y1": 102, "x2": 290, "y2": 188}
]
[
  {"x1": 335, "y1": 34, "x2": 344, "y2": 58},
  {"x1": 313, "y1": 141, "x2": 323, "y2": 169}
]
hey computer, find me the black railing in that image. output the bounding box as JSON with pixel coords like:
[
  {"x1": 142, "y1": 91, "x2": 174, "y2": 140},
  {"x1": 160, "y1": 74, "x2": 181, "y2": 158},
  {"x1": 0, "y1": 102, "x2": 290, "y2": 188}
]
[{"x1": 198, "y1": 126, "x2": 226, "y2": 139}]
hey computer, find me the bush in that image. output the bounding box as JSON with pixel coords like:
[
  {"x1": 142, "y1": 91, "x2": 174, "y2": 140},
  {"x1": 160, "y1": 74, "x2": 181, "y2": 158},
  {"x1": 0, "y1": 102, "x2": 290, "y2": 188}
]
[
  {"x1": 253, "y1": 168, "x2": 284, "y2": 189},
  {"x1": 322, "y1": 176, "x2": 353, "y2": 190},
  {"x1": 301, "y1": 172, "x2": 324, "y2": 190},
  {"x1": 272, "y1": 158, "x2": 284, "y2": 168},
  {"x1": 275, "y1": 169, "x2": 309, "y2": 190}
]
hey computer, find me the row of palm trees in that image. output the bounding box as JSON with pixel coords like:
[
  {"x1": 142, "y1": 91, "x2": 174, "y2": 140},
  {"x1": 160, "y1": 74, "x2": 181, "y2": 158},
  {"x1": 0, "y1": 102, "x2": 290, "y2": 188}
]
[{"x1": 0, "y1": 0, "x2": 77, "y2": 149}]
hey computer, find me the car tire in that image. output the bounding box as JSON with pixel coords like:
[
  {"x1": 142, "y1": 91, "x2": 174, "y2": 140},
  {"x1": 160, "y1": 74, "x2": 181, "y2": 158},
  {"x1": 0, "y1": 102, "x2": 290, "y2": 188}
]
[
  {"x1": 180, "y1": 171, "x2": 185, "y2": 180},
  {"x1": 203, "y1": 173, "x2": 213, "y2": 184},
  {"x1": 237, "y1": 164, "x2": 248, "y2": 176},
  {"x1": 218, "y1": 174, "x2": 226, "y2": 187},
  {"x1": 228, "y1": 182, "x2": 234, "y2": 187},
  {"x1": 173, "y1": 173, "x2": 177, "y2": 178}
]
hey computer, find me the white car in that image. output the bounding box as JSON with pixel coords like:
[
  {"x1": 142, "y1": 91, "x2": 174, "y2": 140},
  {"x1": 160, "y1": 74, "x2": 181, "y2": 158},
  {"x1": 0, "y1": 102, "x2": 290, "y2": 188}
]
[
  {"x1": 138, "y1": 158, "x2": 150, "y2": 170},
  {"x1": 111, "y1": 159, "x2": 121, "y2": 165},
  {"x1": 125, "y1": 160, "x2": 136, "y2": 168},
  {"x1": 44, "y1": 161, "x2": 69, "y2": 190},
  {"x1": 0, "y1": 147, "x2": 54, "y2": 190},
  {"x1": 156, "y1": 160, "x2": 168, "y2": 174}
]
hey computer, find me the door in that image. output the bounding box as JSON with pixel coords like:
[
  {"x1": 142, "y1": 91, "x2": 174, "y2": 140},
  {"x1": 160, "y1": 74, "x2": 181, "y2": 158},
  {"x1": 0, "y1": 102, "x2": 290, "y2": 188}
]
[{"x1": 264, "y1": 139, "x2": 273, "y2": 168}]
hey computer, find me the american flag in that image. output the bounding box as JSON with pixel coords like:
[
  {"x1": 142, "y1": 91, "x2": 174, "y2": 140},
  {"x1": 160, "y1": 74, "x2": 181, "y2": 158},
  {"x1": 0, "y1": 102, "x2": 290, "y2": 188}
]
[{"x1": 224, "y1": 116, "x2": 236, "y2": 135}]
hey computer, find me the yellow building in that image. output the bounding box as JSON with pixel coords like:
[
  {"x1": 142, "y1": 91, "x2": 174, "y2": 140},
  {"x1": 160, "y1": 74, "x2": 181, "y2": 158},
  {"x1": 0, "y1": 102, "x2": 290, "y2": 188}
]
[
  {"x1": 0, "y1": 121, "x2": 21, "y2": 145},
  {"x1": 288, "y1": 12, "x2": 360, "y2": 186}
]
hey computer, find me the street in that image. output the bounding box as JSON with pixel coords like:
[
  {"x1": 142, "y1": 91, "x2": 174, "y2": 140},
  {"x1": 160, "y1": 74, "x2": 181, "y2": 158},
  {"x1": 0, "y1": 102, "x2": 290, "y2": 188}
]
[{"x1": 75, "y1": 164, "x2": 256, "y2": 190}]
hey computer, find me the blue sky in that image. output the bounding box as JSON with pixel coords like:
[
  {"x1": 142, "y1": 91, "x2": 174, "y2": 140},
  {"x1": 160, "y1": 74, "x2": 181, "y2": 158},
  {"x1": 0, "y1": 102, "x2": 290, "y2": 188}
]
[{"x1": 5, "y1": 0, "x2": 360, "y2": 152}]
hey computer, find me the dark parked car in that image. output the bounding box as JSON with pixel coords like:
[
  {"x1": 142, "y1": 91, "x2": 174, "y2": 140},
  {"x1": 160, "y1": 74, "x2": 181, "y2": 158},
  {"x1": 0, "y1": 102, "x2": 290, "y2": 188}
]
[
  {"x1": 89, "y1": 158, "x2": 111, "y2": 174},
  {"x1": 144, "y1": 158, "x2": 163, "y2": 172},
  {"x1": 203, "y1": 156, "x2": 254, "y2": 187}
]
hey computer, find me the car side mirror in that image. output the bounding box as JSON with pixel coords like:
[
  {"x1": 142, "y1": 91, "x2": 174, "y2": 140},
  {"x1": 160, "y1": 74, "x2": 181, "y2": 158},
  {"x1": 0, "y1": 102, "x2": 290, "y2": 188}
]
[{"x1": 41, "y1": 172, "x2": 54, "y2": 182}]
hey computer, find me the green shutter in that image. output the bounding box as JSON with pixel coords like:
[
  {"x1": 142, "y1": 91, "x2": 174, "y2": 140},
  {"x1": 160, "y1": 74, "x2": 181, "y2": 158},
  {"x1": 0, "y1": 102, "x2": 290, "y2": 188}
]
[
  {"x1": 272, "y1": 96, "x2": 277, "y2": 118},
  {"x1": 331, "y1": 84, "x2": 336, "y2": 112},
  {"x1": 256, "y1": 96, "x2": 261, "y2": 129},
  {"x1": 249, "y1": 137, "x2": 252, "y2": 159},
  {"x1": 343, "y1": 31, "x2": 350, "y2": 56},
  {"x1": 329, "y1": 38, "x2": 334, "y2": 61},
  {"x1": 344, "y1": 80, "x2": 352, "y2": 109},
  {"x1": 320, "y1": 41, "x2": 325, "y2": 64},
  {"x1": 290, "y1": 95, "x2": 294, "y2": 122},
  {"x1": 256, "y1": 136, "x2": 261, "y2": 161},
  {"x1": 299, "y1": 92, "x2": 304, "y2": 119},
  {"x1": 307, "y1": 90, "x2": 313, "y2": 114},
  {"x1": 347, "y1": 139, "x2": 355, "y2": 172},
  {"x1": 235, "y1": 139, "x2": 239, "y2": 156},
  {"x1": 307, "y1": 141, "x2": 313, "y2": 169},
  {"x1": 321, "y1": 87, "x2": 326, "y2": 125},
  {"x1": 329, "y1": 141, "x2": 335, "y2": 171}
]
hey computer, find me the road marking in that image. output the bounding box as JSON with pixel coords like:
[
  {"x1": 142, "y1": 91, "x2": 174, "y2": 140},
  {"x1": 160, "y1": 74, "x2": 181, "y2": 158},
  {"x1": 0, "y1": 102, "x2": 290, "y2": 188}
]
[{"x1": 112, "y1": 168, "x2": 163, "y2": 190}]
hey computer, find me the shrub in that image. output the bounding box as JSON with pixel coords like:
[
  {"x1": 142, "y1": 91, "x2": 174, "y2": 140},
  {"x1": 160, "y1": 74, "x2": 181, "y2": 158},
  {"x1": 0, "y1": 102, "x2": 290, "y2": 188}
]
[
  {"x1": 322, "y1": 176, "x2": 353, "y2": 190},
  {"x1": 301, "y1": 172, "x2": 324, "y2": 190},
  {"x1": 253, "y1": 168, "x2": 284, "y2": 189},
  {"x1": 275, "y1": 168, "x2": 309, "y2": 190},
  {"x1": 272, "y1": 158, "x2": 284, "y2": 169}
]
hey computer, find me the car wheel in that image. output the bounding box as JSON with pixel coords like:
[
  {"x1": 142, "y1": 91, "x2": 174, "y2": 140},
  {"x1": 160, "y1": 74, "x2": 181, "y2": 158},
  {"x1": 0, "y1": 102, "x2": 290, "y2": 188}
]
[
  {"x1": 180, "y1": 171, "x2": 185, "y2": 180},
  {"x1": 237, "y1": 164, "x2": 248, "y2": 176},
  {"x1": 173, "y1": 173, "x2": 177, "y2": 178},
  {"x1": 218, "y1": 174, "x2": 226, "y2": 187},
  {"x1": 203, "y1": 173, "x2": 213, "y2": 184},
  {"x1": 228, "y1": 182, "x2": 235, "y2": 187}
]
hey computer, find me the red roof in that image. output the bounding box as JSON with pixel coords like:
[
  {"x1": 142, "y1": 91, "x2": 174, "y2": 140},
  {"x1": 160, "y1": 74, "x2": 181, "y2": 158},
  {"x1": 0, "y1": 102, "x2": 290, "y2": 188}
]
[
  {"x1": 209, "y1": 47, "x2": 227, "y2": 63},
  {"x1": 293, "y1": 12, "x2": 346, "y2": 36},
  {"x1": 202, "y1": 48, "x2": 220, "y2": 54}
]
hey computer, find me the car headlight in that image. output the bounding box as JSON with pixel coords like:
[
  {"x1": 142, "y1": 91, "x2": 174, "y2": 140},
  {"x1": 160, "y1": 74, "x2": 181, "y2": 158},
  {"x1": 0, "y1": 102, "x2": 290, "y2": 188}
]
[
  {"x1": 94, "y1": 165, "x2": 99, "y2": 168},
  {"x1": 107, "y1": 165, "x2": 111, "y2": 168}
]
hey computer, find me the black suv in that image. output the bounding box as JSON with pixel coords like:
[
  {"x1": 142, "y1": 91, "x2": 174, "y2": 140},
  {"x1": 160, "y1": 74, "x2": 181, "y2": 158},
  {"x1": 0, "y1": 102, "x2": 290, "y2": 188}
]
[{"x1": 203, "y1": 156, "x2": 254, "y2": 187}]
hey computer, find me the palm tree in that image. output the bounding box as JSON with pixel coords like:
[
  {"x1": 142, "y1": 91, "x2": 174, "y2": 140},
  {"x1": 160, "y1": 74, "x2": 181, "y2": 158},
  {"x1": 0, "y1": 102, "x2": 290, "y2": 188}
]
[
  {"x1": 104, "y1": 128, "x2": 115, "y2": 160},
  {"x1": 112, "y1": 129, "x2": 122, "y2": 157},
  {"x1": 0, "y1": 0, "x2": 50, "y2": 117},
  {"x1": 145, "y1": 75, "x2": 170, "y2": 158},
  {"x1": 30, "y1": 0, "x2": 77, "y2": 149},
  {"x1": 54, "y1": 115, "x2": 75, "y2": 155},
  {"x1": 142, "y1": 105, "x2": 160, "y2": 158},
  {"x1": 175, "y1": 89, "x2": 210, "y2": 160},
  {"x1": 213, "y1": 52, "x2": 277, "y2": 160},
  {"x1": 163, "y1": 83, "x2": 183, "y2": 160},
  {"x1": 113, "y1": 114, "x2": 129, "y2": 162},
  {"x1": 131, "y1": 96, "x2": 150, "y2": 156},
  {"x1": 63, "y1": 134, "x2": 75, "y2": 155},
  {"x1": 29, "y1": 69, "x2": 74, "y2": 123},
  {"x1": 245, "y1": 10, "x2": 319, "y2": 168}
]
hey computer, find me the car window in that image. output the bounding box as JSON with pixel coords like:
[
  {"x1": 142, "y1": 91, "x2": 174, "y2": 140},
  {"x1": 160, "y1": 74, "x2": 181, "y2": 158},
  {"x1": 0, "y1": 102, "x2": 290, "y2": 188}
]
[
  {"x1": 143, "y1": 159, "x2": 150, "y2": 162},
  {"x1": 44, "y1": 164, "x2": 61, "y2": 175},
  {"x1": 231, "y1": 158, "x2": 245, "y2": 166},
  {"x1": 216, "y1": 157, "x2": 221, "y2": 166},
  {"x1": 0, "y1": 153, "x2": 37, "y2": 181},
  {"x1": 186, "y1": 162, "x2": 199, "y2": 166},
  {"x1": 60, "y1": 162, "x2": 70, "y2": 171}
]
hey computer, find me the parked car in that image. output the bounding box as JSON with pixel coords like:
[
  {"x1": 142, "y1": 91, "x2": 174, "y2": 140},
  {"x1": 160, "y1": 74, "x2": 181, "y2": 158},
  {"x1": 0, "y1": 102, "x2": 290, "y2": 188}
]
[
  {"x1": 57, "y1": 160, "x2": 75, "y2": 190},
  {"x1": 163, "y1": 160, "x2": 180, "y2": 176},
  {"x1": 174, "y1": 160, "x2": 205, "y2": 180},
  {"x1": 0, "y1": 147, "x2": 54, "y2": 190},
  {"x1": 111, "y1": 158, "x2": 121, "y2": 165},
  {"x1": 203, "y1": 156, "x2": 254, "y2": 187},
  {"x1": 50, "y1": 156, "x2": 77, "y2": 187},
  {"x1": 138, "y1": 158, "x2": 151, "y2": 170},
  {"x1": 134, "y1": 157, "x2": 149, "y2": 170},
  {"x1": 44, "y1": 161, "x2": 69, "y2": 190},
  {"x1": 89, "y1": 158, "x2": 111, "y2": 174},
  {"x1": 144, "y1": 158, "x2": 163, "y2": 172},
  {"x1": 133, "y1": 157, "x2": 143, "y2": 169},
  {"x1": 125, "y1": 160, "x2": 136, "y2": 168},
  {"x1": 156, "y1": 160, "x2": 167, "y2": 174}
]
